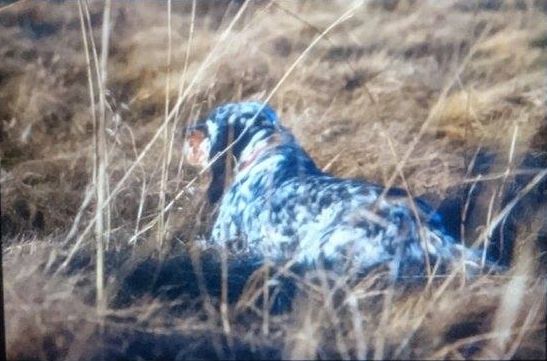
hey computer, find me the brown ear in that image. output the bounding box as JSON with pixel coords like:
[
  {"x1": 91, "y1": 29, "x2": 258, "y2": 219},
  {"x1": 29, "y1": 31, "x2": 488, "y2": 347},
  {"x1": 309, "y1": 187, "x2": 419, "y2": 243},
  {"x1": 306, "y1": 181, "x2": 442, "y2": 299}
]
[{"x1": 184, "y1": 129, "x2": 208, "y2": 166}]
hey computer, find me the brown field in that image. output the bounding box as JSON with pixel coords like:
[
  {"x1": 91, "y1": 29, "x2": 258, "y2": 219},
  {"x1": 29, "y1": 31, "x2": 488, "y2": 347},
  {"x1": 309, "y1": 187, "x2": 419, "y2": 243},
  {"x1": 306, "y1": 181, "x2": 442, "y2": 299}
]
[{"x1": 1, "y1": 0, "x2": 546, "y2": 360}]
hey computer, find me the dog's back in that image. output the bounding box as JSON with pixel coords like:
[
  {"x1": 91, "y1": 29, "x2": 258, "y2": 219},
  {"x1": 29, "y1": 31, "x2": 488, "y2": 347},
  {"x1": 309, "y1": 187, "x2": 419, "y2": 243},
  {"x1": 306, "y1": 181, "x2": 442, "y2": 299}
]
[{"x1": 206, "y1": 114, "x2": 483, "y2": 277}]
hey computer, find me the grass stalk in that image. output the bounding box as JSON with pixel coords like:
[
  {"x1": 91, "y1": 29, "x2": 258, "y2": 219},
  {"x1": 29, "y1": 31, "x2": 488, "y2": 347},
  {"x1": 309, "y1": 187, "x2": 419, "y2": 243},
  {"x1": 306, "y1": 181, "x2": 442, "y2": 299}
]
[{"x1": 95, "y1": 0, "x2": 112, "y2": 317}]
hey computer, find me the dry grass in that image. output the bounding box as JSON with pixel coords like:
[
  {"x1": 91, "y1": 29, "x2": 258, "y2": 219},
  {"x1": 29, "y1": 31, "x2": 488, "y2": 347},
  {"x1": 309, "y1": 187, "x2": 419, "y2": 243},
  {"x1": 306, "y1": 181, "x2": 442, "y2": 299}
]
[{"x1": 1, "y1": 0, "x2": 546, "y2": 360}]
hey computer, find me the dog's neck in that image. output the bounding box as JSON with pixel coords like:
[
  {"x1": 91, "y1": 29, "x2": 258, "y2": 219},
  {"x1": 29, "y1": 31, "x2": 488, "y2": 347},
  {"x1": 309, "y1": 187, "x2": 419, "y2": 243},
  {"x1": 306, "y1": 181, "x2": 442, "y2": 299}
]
[
  {"x1": 208, "y1": 126, "x2": 322, "y2": 204},
  {"x1": 236, "y1": 131, "x2": 284, "y2": 173},
  {"x1": 234, "y1": 129, "x2": 323, "y2": 186},
  {"x1": 207, "y1": 126, "x2": 281, "y2": 204}
]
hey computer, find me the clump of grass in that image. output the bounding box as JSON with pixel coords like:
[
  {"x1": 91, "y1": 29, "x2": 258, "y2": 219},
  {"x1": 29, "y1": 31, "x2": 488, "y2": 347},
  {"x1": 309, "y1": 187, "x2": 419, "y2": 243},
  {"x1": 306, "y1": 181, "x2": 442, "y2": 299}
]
[{"x1": 2, "y1": 1, "x2": 546, "y2": 360}]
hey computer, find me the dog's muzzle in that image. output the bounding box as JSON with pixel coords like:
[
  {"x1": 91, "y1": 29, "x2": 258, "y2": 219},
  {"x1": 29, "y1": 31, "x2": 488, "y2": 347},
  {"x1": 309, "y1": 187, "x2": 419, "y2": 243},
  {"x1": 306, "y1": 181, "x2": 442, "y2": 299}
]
[{"x1": 183, "y1": 125, "x2": 210, "y2": 167}]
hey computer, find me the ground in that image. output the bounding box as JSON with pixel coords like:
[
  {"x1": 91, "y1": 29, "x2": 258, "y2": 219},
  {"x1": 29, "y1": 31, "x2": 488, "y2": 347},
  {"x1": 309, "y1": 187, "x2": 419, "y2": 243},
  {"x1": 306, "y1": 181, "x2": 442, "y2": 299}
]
[{"x1": 1, "y1": 1, "x2": 546, "y2": 360}]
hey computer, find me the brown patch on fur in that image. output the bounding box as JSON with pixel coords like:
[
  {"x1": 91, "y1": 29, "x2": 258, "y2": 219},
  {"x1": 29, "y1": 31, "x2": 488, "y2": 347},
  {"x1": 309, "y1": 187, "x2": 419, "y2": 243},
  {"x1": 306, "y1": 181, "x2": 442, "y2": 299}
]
[
  {"x1": 236, "y1": 133, "x2": 284, "y2": 172},
  {"x1": 184, "y1": 129, "x2": 208, "y2": 166}
]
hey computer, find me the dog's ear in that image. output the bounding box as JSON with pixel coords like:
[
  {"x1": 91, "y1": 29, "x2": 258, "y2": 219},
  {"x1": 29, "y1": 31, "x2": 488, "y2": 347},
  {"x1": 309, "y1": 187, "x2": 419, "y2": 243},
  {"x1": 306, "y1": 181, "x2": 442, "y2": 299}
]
[
  {"x1": 207, "y1": 152, "x2": 229, "y2": 204},
  {"x1": 204, "y1": 121, "x2": 230, "y2": 204}
]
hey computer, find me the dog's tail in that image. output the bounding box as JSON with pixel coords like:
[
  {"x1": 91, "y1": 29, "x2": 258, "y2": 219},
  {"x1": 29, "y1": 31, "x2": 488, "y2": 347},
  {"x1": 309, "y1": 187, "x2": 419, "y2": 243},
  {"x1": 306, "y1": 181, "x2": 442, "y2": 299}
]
[{"x1": 435, "y1": 131, "x2": 546, "y2": 268}]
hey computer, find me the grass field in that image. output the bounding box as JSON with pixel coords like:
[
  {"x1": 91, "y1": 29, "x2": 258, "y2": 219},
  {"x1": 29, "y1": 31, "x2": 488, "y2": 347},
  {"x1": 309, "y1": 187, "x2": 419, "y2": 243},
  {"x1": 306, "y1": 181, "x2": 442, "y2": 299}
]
[{"x1": 1, "y1": 0, "x2": 546, "y2": 359}]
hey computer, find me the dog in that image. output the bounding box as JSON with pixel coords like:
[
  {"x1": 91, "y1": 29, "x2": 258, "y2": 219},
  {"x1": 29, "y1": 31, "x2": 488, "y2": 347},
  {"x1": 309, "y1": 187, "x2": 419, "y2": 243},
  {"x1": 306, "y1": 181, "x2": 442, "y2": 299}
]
[{"x1": 184, "y1": 101, "x2": 494, "y2": 278}]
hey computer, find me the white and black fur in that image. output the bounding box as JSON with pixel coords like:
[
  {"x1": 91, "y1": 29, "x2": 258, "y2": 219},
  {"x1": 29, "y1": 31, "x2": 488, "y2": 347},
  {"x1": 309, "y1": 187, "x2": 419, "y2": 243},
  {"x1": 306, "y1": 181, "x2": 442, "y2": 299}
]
[{"x1": 184, "y1": 101, "x2": 501, "y2": 277}]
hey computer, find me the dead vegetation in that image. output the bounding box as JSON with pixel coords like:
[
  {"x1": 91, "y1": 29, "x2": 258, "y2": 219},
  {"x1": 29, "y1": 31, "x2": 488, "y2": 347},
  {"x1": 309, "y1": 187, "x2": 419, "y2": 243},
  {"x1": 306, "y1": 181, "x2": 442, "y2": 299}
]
[{"x1": 1, "y1": 0, "x2": 546, "y2": 360}]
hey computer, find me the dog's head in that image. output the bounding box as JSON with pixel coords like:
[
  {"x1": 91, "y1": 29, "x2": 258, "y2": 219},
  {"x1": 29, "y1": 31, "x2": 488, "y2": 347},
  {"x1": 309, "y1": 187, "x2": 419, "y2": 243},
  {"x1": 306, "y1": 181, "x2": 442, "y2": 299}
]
[{"x1": 184, "y1": 101, "x2": 279, "y2": 203}]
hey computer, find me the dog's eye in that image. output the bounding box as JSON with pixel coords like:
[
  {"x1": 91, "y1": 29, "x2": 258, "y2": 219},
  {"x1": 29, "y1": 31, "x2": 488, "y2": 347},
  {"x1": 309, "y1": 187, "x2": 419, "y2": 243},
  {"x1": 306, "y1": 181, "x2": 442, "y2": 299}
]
[{"x1": 186, "y1": 123, "x2": 207, "y2": 135}]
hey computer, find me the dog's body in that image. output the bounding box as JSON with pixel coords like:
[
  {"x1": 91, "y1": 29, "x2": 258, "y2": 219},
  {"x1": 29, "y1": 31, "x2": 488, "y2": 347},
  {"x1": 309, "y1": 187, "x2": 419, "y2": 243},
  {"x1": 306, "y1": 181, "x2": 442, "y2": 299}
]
[{"x1": 185, "y1": 102, "x2": 486, "y2": 276}]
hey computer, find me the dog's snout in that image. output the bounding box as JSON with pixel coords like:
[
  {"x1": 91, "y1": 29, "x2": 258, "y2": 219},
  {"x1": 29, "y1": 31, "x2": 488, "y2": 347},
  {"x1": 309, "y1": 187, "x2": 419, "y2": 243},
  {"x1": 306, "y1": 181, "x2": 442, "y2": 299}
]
[{"x1": 183, "y1": 128, "x2": 210, "y2": 167}]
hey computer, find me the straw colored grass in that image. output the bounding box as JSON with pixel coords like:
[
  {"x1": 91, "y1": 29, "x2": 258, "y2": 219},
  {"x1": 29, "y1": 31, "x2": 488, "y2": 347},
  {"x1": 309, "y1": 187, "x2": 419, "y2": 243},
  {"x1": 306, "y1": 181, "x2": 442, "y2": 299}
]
[{"x1": 2, "y1": 1, "x2": 545, "y2": 359}]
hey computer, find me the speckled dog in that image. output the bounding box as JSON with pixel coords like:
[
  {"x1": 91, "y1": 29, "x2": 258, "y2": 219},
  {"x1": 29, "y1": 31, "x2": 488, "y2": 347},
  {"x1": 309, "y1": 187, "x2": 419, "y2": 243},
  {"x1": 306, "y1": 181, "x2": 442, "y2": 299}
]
[{"x1": 184, "y1": 101, "x2": 488, "y2": 277}]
